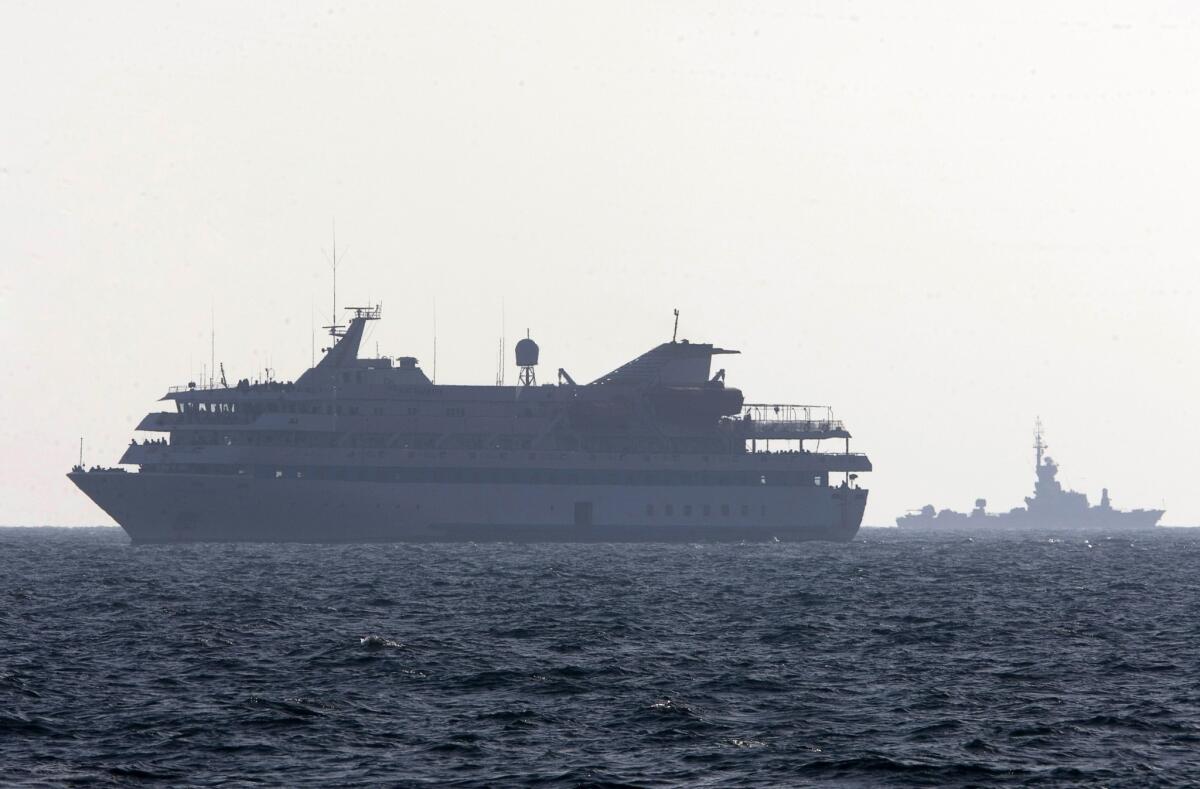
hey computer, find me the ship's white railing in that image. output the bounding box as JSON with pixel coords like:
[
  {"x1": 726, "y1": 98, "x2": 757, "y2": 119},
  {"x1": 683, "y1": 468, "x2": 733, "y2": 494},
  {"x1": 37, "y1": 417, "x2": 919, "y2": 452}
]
[
  {"x1": 741, "y1": 403, "x2": 835, "y2": 423},
  {"x1": 722, "y1": 403, "x2": 847, "y2": 439}
]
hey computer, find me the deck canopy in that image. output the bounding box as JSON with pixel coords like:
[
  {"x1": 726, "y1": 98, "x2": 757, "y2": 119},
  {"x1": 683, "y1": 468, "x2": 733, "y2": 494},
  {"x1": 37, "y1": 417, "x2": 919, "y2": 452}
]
[{"x1": 591, "y1": 341, "x2": 739, "y2": 387}]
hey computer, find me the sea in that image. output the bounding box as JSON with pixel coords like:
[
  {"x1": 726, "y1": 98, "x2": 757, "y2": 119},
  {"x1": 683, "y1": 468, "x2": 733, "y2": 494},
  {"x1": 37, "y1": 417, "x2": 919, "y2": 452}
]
[{"x1": 2, "y1": 526, "x2": 1198, "y2": 787}]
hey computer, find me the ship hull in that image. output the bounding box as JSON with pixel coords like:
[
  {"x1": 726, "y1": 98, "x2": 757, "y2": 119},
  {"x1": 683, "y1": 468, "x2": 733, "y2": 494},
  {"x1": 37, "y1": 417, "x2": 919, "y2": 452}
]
[{"x1": 69, "y1": 471, "x2": 867, "y2": 544}]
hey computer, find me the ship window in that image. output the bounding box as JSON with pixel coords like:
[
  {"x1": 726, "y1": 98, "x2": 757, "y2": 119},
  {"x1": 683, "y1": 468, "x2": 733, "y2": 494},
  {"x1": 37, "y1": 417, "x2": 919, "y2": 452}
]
[
  {"x1": 741, "y1": 504, "x2": 749, "y2": 517},
  {"x1": 683, "y1": 504, "x2": 693, "y2": 517},
  {"x1": 274, "y1": 469, "x2": 283, "y2": 479},
  {"x1": 703, "y1": 504, "x2": 711, "y2": 517},
  {"x1": 646, "y1": 503, "x2": 654, "y2": 517},
  {"x1": 665, "y1": 504, "x2": 674, "y2": 516},
  {"x1": 813, "y1": 475, "x2": 822, "y2": 486},
  {"x1": 350, "y1": 406, "x2": 359, "y2": 415},
  {"x1": 760, "y1": 475, "x2": 767, "y2": 485},
  {"x1": 721, "y1": 504, "x2": 730, "y2": 517}
]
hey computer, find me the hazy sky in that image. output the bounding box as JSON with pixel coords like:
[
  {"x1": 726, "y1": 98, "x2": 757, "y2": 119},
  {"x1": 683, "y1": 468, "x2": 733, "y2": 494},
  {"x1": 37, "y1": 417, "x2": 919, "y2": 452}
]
[{"x1": 3, "y1": 2, "x2": 1198, "y2": 526}]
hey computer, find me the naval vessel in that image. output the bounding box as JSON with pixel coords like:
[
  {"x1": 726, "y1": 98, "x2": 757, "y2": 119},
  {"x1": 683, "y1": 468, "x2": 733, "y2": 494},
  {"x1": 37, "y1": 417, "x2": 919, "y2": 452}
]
[
  {"x1": 897, "y1": 420, "x2": 1163, "y2": 531},
  {"x1": 70, "y1": 306, "x2": 871, "y2": 543}
]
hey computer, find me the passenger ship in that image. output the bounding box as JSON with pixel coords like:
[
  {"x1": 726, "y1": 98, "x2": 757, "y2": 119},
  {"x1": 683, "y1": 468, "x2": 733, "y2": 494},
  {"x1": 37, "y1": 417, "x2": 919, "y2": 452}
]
[{"x1": 70, "y1": 306, "x2": 871, "y2": 543}]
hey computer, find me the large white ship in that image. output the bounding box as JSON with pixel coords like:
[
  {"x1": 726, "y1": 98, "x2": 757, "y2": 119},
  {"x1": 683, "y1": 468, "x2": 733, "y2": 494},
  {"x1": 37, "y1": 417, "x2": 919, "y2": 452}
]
[{"x1": 70, "y1": 306, "x2": 871, "y2": 543}]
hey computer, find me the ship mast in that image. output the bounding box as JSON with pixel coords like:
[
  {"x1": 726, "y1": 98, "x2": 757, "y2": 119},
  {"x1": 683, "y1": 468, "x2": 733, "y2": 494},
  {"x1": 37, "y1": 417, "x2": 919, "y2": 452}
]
[
  {"x1": 1034, "y1": 417, "x2": 1046, "y2": 470},
  {"x1": 322, "y1": 223, "x2": 347, "y2": 344}
]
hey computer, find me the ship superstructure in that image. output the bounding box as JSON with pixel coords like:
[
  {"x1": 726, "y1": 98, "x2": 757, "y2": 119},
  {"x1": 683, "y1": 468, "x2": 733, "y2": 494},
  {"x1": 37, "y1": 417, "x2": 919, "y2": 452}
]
[
  {"x1": 70, "y1": 306, "x2": 871, "y2": 543},
  {"x1": 897, "y1": 420, "x2": 1163, "y2": 531}
]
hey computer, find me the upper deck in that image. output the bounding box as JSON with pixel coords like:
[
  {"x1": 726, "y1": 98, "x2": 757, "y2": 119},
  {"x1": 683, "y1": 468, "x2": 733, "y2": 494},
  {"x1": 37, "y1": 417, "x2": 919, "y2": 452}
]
[{"x1": 117, "y1": 305, "x2": 868, "y2": 466}]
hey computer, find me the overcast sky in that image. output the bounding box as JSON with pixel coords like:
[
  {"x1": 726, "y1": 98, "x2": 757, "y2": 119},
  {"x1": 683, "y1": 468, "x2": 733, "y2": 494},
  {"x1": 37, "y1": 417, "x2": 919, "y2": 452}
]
[{"x1": 3, "y1": 2, "x2": 1198, "y2": 526}]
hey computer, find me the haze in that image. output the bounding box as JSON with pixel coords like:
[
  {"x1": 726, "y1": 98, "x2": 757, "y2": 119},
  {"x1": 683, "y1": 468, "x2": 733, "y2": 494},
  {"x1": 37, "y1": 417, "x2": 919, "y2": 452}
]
[{"x1": 2, "y1": 2, "x2": 1198, "y2": 526}]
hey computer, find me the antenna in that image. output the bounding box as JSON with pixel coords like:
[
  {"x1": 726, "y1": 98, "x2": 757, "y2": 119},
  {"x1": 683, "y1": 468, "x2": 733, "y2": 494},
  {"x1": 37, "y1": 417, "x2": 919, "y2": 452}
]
[
  {"x1": 78, "y1": 437, "x2": 83, "y2": 469},
  {"x1": 331, "y1": 221, "x2": 337, "y2": 327},
  {"x1": 672, "y1": 308, "x2": 680, "y2": 343},
  {"x1": 219, "y1": 362, "x2": 227, "y2": 388},
  {"x1": 432, "y1": 298, "x2": 438, "y2": 384},
  {"x1": 210, "y1": 303, "x2": 215, "y2": 388},
  {"x1": 322, "y1": 220, "x2": 348, "y2": 339},
  {"x1": 494, "y1": 301, "x2": 507, "y2": 386}
]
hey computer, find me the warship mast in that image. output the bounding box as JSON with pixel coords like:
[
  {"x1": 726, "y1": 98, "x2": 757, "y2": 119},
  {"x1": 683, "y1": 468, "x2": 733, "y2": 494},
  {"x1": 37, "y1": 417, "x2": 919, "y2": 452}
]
[{"x1": 1034, "y1": 417, "x2": 1046, "y2": 470}]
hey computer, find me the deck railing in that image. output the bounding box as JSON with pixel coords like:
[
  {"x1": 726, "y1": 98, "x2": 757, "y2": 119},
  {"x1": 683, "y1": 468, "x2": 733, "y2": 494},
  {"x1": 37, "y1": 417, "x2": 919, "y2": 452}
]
[{"x1": 723, "y1": 403, "x2": 848, "y2": 438}]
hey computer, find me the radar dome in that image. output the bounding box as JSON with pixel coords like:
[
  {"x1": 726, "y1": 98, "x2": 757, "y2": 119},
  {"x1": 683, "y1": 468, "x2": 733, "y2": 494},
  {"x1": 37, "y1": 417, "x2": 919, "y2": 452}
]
[{"x1": 515, "y1": 336, "x2": 539, "y2": 367}]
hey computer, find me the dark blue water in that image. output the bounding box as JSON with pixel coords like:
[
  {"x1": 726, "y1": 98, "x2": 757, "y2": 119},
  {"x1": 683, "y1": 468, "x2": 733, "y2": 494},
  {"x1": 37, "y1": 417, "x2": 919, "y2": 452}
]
[{"x1": 2, "y1": 527, "x2": 1199, "y2": 787}]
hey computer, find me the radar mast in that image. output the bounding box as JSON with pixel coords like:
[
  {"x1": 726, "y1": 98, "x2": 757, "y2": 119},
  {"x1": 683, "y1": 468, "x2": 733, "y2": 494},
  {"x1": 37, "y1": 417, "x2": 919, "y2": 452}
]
[{"x1": 1034, "y1": 417, "x2": 1047, "y2": 470}]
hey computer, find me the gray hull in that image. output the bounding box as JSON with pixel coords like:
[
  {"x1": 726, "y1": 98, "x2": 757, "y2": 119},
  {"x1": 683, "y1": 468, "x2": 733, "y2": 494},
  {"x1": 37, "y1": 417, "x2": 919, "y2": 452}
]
[
  {"x1": 897, "y1": 509, "x2": 1164, "y2": 531},
  {"x1": 70, "y1": 471, "x2": 867, "y2": 544}
]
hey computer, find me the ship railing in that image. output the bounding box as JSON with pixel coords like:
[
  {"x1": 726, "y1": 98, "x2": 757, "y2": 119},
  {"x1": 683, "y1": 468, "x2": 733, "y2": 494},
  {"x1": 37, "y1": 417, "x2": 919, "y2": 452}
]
[
  {"x1": 739, "y1": 403, "x2": 835, "y2": 423},
  {"x1": 736, "y1": 419, "x2": 848, "y2": 438},
  {"x1": 726, "y1": 404, "x2": 848, "y2": 438},
  {"x1": 167, "y1": 379, "x2": 294, "y2": 394}
]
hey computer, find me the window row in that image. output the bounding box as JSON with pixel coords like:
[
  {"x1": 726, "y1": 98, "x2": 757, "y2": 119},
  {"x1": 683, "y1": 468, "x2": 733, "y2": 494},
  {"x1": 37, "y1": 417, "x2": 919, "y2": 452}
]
[
  {"x1": 647, "y1": 503, "x2": 766, "y2": 518},
  {"x1": 241, "y1": 466, "x2": 828, "y2": 487}
]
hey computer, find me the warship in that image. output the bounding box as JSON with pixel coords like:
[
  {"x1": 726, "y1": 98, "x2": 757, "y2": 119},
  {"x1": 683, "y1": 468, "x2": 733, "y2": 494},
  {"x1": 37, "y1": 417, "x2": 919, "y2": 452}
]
[
  {"x1": 897, "y1": 420, "x2": 1163, "y2": 531},
  {"x1": 69, "y1": 305, "x2": 871, "y2": 543}
]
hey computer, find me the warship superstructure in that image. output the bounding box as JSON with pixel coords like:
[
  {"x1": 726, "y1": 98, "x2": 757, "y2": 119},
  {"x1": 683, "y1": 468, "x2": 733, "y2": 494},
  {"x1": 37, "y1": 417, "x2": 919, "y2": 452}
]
[
  {"x1": 897, "y1": 420, "x2": 1163, "y2": 531},
  {"x1": 70, "y1": 306, "x2": 871, "y2": 543}
]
